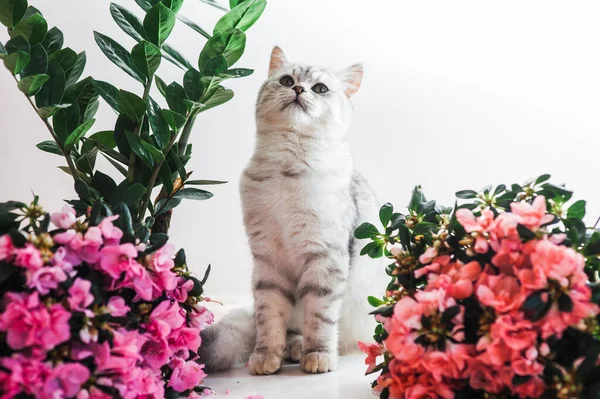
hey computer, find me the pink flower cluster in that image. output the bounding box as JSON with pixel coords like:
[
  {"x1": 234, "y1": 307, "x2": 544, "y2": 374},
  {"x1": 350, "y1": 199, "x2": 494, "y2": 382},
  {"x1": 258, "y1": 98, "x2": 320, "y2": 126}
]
[
  {"x1": 0, "y1": 205, "x2": 214, "y2": 398},
  {"x1": 361, "y1": 196, "x2": 599, "y2": 398}
]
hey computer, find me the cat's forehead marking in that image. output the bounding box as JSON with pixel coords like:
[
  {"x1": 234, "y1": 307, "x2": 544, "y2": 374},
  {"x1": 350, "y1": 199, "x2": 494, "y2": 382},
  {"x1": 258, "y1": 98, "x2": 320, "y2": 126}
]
[{"x1": 291, "y1": 65, "x2": 329, "y2": 83}]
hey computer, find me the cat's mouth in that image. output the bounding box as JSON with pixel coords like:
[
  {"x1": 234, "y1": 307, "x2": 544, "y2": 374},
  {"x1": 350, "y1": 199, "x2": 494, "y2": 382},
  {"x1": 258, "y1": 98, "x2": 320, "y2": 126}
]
[{"x1": 282, "y1": 98, "x2": 307, "y2": 112}]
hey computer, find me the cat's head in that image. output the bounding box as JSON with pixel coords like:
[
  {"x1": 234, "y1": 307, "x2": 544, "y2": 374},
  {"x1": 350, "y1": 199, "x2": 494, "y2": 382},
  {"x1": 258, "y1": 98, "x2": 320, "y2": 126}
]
[{"x1": 256, "y1": 46, "x2": 363, "y2": 133}]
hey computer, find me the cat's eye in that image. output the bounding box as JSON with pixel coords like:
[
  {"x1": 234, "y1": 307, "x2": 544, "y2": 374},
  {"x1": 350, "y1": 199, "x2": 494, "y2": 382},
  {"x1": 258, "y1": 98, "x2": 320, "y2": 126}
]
[
  {"x1": 312, "y1": 83, "x2": 329, "y2": 94},
  {"x1": 279, "y1": 75, "x2": 294, "y2": 87}
]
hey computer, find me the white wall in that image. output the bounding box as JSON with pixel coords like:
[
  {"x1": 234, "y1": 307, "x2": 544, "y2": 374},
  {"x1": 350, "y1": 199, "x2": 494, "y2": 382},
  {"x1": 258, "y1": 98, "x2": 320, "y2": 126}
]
[{"x1": 1, "y1": 0, "x2": 599, "y2": 307}]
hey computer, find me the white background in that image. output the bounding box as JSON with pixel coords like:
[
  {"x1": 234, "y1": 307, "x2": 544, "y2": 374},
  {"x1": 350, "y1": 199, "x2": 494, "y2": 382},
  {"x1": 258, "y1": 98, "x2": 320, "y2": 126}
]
[{"x1": 1, "y1": 0, "x2": 599, "y2": 307}]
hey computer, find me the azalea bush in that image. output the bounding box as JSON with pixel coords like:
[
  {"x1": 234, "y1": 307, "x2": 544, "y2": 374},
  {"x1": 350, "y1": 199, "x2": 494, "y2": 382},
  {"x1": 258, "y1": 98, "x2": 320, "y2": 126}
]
[
  {"x1": 0, "y1": 199, "x2": 213, "y2": 397},
  {"x1": 0, "y1": 0, "x2": 266, "y2": 396},
  {"x1": 356, "y1": 175, "x2": 600, "y2": 399}
]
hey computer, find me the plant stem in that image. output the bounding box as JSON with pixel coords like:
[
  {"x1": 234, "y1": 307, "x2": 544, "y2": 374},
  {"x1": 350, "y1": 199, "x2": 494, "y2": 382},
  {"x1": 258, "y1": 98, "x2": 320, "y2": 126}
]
[
  {"x1": 594, "y1": 215, "x2": 600, "y2": 229},
  {"x1": 127, "y1": 80, "x2": 153, "y2": 183},
  {"x1": 177, "y1": 113, "x2": 197, "y2": 154},
  {"x1": 13, "y1": 76, "x2": 78, "y2": 180}
]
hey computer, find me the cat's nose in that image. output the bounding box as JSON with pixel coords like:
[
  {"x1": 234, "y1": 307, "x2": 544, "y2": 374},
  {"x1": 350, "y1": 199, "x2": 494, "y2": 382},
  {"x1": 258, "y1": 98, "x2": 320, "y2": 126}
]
[{"x1": 292, "y1": 85, "x2": 305, "y2": 96}]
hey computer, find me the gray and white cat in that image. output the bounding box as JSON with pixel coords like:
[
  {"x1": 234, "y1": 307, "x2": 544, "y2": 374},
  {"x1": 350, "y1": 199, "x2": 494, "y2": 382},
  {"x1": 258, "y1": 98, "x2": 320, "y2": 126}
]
[{"x1": 199, "y1": 47, "x2": 387, "y2": 375}]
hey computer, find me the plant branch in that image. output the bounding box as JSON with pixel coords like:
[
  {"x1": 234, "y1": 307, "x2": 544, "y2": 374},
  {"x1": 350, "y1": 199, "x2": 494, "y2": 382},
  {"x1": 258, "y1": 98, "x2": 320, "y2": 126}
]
[
  {"x1": 13, "y1": 75, "x2": 79, "y2": 180},
  {"x1": 594, "y1": 215, "x2": 600, "y2": 229},
  {"x1": 127, "y1": 80, "x2": 153, "y2": 183},
  {"x1": 177, "y1": 112, "x2": 197, "y2": 154}
]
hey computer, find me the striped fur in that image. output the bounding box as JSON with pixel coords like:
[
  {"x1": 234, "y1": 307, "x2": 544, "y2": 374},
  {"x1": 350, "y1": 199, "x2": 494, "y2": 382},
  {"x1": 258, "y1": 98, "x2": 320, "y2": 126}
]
[{"x1": 199, "y1": 47, "x2": 388, "y2": 375}]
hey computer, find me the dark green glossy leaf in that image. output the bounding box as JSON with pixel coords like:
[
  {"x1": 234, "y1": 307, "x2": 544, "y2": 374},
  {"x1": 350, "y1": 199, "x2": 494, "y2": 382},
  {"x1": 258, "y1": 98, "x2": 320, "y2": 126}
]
[
  {"x1": 12, "y1": 13, "x2": 47, "y2": 44},
  {"x1": 155, "y1": 197, "x2": 181, "y2": 216},
  {"x1": 48, "y1": 47, "x2": 76, "y2": 73},
  {"x1": 64, "y1": 118, "x2": 95, "y2": 150},
  {"x1": 158, "y1": 162, "x2": 174, "y2": 194},
  {"x1": 198, "y1": 85, "x2": 233, "y2": 111},
  {"x1": 74, "y1": 179, "x2": 92, "y2": 202},
  {"x1": 63, "y1": 76, "x2": 99, "y2": 122},
  {"x1": 3, "y1": 50, "x2": 29, "y2": 74},
  {"x1": 147, "y1": 96, "x2": 170, "y2": 149},
  {"x1": 134, "y1": 0, "x2": 154, "y2": 11},
  {"x1": 584, "y1": 231, "x2": 600, "y2": 256},
  {"x1": 131, "y1": 40, "x2": 161, "y2": 79},
  {"x1": 116, "y1": 89, "x2": 147, "y2": 121},
  {"x1": 122, "y1": 183, "x2": 146, "y2": 206},
  {"x1": 173, "y1": 187, "x2": 213, "y2": 200},
  {"x1": 94, "y1": 80, "x2": 119, "y2": 112},
  {"x1": 21, "y1": 43, "x2": 47, "y2": 76},
  {"x1": 162, "y1": 0, "x2": 183, "y2": 13},
  {"x1": 154, "y1": 75, "x2": 168, "y2": 97},
  {"x1": 41, "y1": 26, "x2": 63, "y2": 54},
  {"x1": 166, "y1": 81, "x2": 187, "y2": 114},
  {"x1": 34, "y1": 61, "x2": 65, "y2": 107},
  {"x1": 379, "y1": 203, "x2": 393, "y2": 227},
  {"x1": 354, "y1": 222, "x2": 380, "y2": 239},
  {"x1": 52, "y1": 103, "x2": 80, "y2": 143},
  {"x1": 203, "y1": 54, "x2": 228, "y2": 76},
  {"x1": 37, "y1": 103, "x2": 70, "y2": 118},
  {"x1": 143, "y1": 3, "x2": 175, "y2": 46},
  {"x1": 65, "y1": 51, "x2": 86, "y2": 88},
  {"x1": 535, "y1": 174, "x2": 551, "y2": 185},
  {"x1": 93, "y1": 31, "x2": 145, "y2": 83},
  {"x1": 125, "y1": 131, "x2": 163, "y2": 167},
  {"x1": 185, "y1": 179, "x2": 227, "y2": 185},
  {"x1": 183, "y1": 68, "x2": 204, "y2": 101},
  {"x1": 91, "y1": 170, "x2": 117, "y2": 199},
  {"x1": 214, "y1": 0, "x2": 266, "y2": 34},
  {"x1": 36, "y1": 140, "x2": 62, "y2": 155},
  {"x1": 82, "y1": 130, "x2": 116, "y2": 154},
  {"x1": 161, "y1": 109, "x2": 186, "y2": 131},
  {"x1": 17, "y1": 73, "x2": 48, "y2": 95},
  {"x1": 198, "y1": 28, "x2": 245, "y2": 73},
  {"x1": 110, "y1": 3, "x2": 145, "y2": 41},
  {"x1": 456, "y1": 189, "x2": 477, "y2": 199},
  {"x1": 0, "y1": 0, "x2": 28, "y2": 28},
  {"x1": 567, "y1": 200, "x2": 586, "y2": 220}
]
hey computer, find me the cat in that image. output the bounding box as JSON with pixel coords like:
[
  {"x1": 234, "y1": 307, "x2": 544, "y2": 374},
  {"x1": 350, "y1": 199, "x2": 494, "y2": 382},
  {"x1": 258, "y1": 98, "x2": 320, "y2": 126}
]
[{"x1": 198, "y1": 46, "x2": 388, "y2": 375}]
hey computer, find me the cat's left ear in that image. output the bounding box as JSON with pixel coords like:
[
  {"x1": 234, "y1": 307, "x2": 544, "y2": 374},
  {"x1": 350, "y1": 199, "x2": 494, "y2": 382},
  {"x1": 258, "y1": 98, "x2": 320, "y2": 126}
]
[
  {"x1": 339, "y1": 63, "x2": 364, "y2": 104},
  {"x1": 269, "y1": 46, "x2": 290, "y2": 77}
]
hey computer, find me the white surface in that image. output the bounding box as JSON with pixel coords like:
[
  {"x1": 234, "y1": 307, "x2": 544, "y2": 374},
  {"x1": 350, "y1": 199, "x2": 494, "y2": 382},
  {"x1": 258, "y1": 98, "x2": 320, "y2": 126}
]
[
  {"x1": 1, "y1": 0, "x2": 599, "y2": 307},
  {"x1": 203, "y1": 355, "x2": 374, "y2": 399}
]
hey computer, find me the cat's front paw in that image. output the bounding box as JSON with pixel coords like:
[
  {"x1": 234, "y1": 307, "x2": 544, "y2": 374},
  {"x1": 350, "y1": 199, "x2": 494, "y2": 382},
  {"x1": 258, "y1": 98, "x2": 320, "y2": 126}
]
[
  {"x1": 284, "y1": 334, "x2": 303, "y2": 362},
  {"x1": 300, "y1": 352, "x2": 337, "y2": 373},
  {"x1": 248, "y1": 351, "x2": 283, "y2": 375}
]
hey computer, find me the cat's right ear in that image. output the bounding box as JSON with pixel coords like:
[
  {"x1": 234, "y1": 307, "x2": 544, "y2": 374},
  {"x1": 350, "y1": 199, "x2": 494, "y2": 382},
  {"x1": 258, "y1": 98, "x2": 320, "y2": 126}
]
[{"x1": 269, "y1": 46, "x2": 290, "y2": 77}]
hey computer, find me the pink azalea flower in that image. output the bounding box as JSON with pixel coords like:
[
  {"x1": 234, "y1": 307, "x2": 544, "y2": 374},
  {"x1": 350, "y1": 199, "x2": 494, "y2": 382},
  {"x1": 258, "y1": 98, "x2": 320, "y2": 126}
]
[
  {"x1": 190, "y1": 305, "x2": 215, "y2": 329},
  {"x1": 76, "y1": 387, "x2": 114, "y2": 399},
  {"x1": 456, "y1": 208, "x2": 496, "y2": 253},
  {"x1": 168, "y1": 327, "x2": 203, "y2": 354},
  {"x1": 415, "y1": 255, "x2": 451, "y2": 279},
  {"x1": 467, "y1": 358, "x2": 512, "y2": 394},
  {"x1": 26, "y1": 265, "x2": 67, "y2": 295},
  {"x1": 141, "y1": 336, "x2": 173, "y2": 370},
  {"x1": 418, "y1": 246, "x2": 438, "y2": 265},
  {"x1": 426, "y1": 260, "x2": 481, "y2": 300},
  {"x1": 51, "y1": 246, "x2": 78, "y2": 275},
  {"x1": 43, "y1": 363, "x2": 90, "y2": 398},
  {"x1": 99, "y1": 243, "x2": 138, "y2": 279},
  {"x1": 0, "y1": 235, "x2": 13, "y2": 262},
  {"x1": 404, "y1": 373, "x2": 454, "y2": 399},
  {"x1": 0, "y1": 292, "x2": 71, "y2": 350},
  {"x1": 98, "y1": 215, "x2": 123, "y2": 245},
  {"x1": 490, "y1": 313, "x2": 537, "y2": 352},
  {"x1": 476, "y1": 273, "x2": 523, "y2": 314},
  {"x1": 358, "y1": 341, "x2": 385, "y2": 374},
  {"x1": 68, "y1": 278, "x2": 94, "y2": 313},
  {"x1": 14, "y1": 244, "x2": 44, "y2": 269},
  {"x1": 529, "y1": 239, "x2": 586, "y2": 288},
  {"x1": 50, "y1": 204, "x2": 77, "y2": 230},
  {"x1": 150, "y1": 300, "x2": 186, "y2": 331},
  {"x1": 107, "y1": 296, "x2": 130, "y2": 317},
  {"x1": 149, "y1": 243, "x2": 175, "y2": 273},
  {"x1": 1, "y1": 355, "x2": 51, "y2": 397},
  {"x1": 168, "y1": 277, "x2": 194, "y2": 302},
  {"x1": 117, "y1": 366, "x2": 165, "y2": 399},
  {"x1": 512, "y1": 376, "x2": 546, "y2": 398},
  {"x1": 510, "y1": 195, "x2": 554, "y2": 230},
  {"x1": 168, "y1": 358, "x2": 207, "y2": 392}
]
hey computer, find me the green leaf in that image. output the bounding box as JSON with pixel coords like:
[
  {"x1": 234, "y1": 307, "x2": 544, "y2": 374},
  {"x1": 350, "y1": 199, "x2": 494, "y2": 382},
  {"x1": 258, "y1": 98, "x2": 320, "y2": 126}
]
[
  {"x1": 65, "y1": 51, "x2": 86, "y2": 88},
  {"x1": 199, "y1": 85, "x2": 233, "y2": 111},
  {"x1": 5, "y1": 34, "x2": 28, "y2": 53},
  {"x1": 134, "y1": 0, "x2": 154, "y2": 11},
  {"x1": 567, "y1": 200, "x2": 586, "y2": 220},
  {"x1": 48, "y1": 47, "x2": 76, "y2": 73},
  {"x1": 76, "y1": 147, "x2": 98, "y2": 175},
  {"x1": 367, "y1": 296, "x2": 385, "y2": 307},
  {"x1": 91, "y1": 171, "x2": 117, "y2": 199},
  {"x1": 183, "y1": 68, "x2": 204, "y2": 101},
  {"x1": 155, "y1": 197, "x2": 182, "y2": 216},
  {"x1": 11, "y1": 13, "x2": 47, "y2": 44},
  {"x1": 455, "y1": 189, "x2": 477, "y2": 199},
  {"x1": 214, "y1": 0, "x2": 266, "y2": 34},
  {"x1": 0, "y1": 0, "x2": 27, "y2": 28},
  {"x1": 64, "y1": 118, "x2": 95, "y2": 150},
  {"x1": 204, "y1": 55, "x2": 228, "y2": 76},
  {"x1": 94, "y1": 80, "x2": 119, "y2": 112},
  {"x1": 17, "y1": 73, "x2": 48, "y2": 95},
  {"x1": 36, "y1": 140, "x2": 62, "y2": 155},
  {"x1": 166, "y1": 81, "x2": 187, "y2": 114},
  {"x1": 0, "y1": 41, "x2": 5, "y2": 56},
  {"x1": 360, "y1": 241, "x2": 379, "y2": 256},
  {"x1": 147, "y1": 97, "x2": 170, "y2": 148},
  {"x1": 131, "y1": 40, "x2": 161, "y2": 79},
  {"x1": 173, "y1": 187, "x2": 213, "y2": 200},
  {"x1": 20, "y1": 4, "x2": 38, "y2": 19},
  {"x1": 125, "y1": 131, "x2": 163, "y2": 167},
  {"x1": 41, "y1": 26, "x2": 63, "y2": 54},
  {"x1": 535, "y1": 174, "x2": 551, "y2": 185},
  {"x1": 161, "y1": 43, "x2": 193, "y2": 70},
  {"x1": 162, "y1": 0, "x2": 183, "y2": 13},
  {"x1": 63, "y1": 76, "x2": 99, "y2": 122},
  {"x1": 53, "y1": 104, "x2": 81, "y2": 146},
  {"x1": 584, "y1": 231, "x2": 600, "y2": 256},
  {"x1": 34, "y1": 61, "x2": 64, "y2": 106},
  {"x1": 354, "y1": 222, "x2": 380, "y2": 239},
  {"x1": 110, "y1": 3, "x2": 145, "y2": 41},
  {"x1": 122, "y1": 183, "x2": 146, "y2": 206},
  {"x1": 161, "y1": 109, "x2": 186, "y2": 131},
  {"x1": 154, "y1": 75, "x2": 168, "y2": 97},
  {"x1": 517, "y1": 224, "x2": 536, "y2": 241},
  {"x1": 379, "y1": 203, "x2": 393, "y2": 227},
  {"x1": 116, "y1": 89, "x2": 147, "y2": 121},
  {"x1": 229, "y1": 0, "x2": 241, "y2": 8},
  {"x1": 93, "y1": 31, "x2": 145, "y2": 83},
  {"x1": 21, "y1": 43, "x2": 47, "y2": 76},
  {"x1": 3, "y1": 50, "x2": 29, "y2": 74},
  {"x1": 185, "y1": 179, "x2": 227, "y2": 185},
  {"x1": 177, "y1": 14, "x2": 210, "y2": 39},
  {"x1": 158, "y1": 162, "x2": 174, "y2": 194},
  {"x1": 143, "y1": 3, "x2": 176, "y2": 46},
  {"x1": 198, "y1": 28, "x2": 246, "y2": 73},
  {"x1": 94, "y1": 139, "x2": 129, "y2": 164},
  {"x1": 37, "y1": 103, "x2": 70, "y2": 118},
  {"x1": 82, "y1": 130, "x2": 116, "y2": 154},
  {"x1": 75, "y1": 179, "x2": 93, "y2": 202}
]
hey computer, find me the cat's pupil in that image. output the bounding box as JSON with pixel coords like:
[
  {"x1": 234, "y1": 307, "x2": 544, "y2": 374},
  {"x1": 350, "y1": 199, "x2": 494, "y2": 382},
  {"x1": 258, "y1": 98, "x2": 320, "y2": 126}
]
[
  {"x1": 280, "y1": 76, "x2": 294, "y2": 87},
  {"x1": 312, "y1": 83, "x2": 328, "y2": 94}
]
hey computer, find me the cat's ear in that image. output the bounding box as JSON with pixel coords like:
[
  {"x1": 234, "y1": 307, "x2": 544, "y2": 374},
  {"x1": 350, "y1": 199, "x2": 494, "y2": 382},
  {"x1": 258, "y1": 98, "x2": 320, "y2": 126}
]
[
  {"x1": 339, "y1": 63, "x2": 364, "y2": 103},
  {"x1": 269, "y1": 46, "x2": 290, "y2": 77}
]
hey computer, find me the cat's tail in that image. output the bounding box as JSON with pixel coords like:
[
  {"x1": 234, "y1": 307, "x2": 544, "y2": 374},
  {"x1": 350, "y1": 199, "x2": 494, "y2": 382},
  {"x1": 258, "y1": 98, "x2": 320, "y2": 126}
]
[{"x1": 198, "y1": 307, "x2": 256, "y2": 372}]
